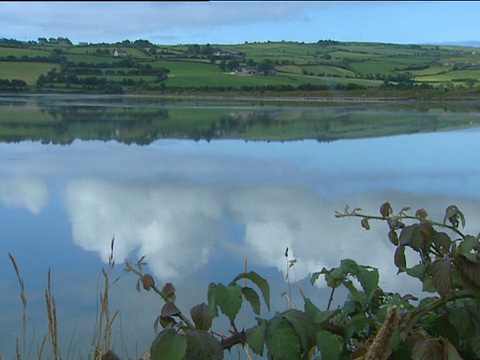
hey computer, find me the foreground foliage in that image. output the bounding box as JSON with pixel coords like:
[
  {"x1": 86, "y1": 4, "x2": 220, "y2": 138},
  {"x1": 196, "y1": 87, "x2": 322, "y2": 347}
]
[{"x1": 125, "y1": 202, "x2": 480, "y2": 360}]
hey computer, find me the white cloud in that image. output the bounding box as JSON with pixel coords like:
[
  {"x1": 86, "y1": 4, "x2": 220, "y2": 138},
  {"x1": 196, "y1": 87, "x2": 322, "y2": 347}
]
[{"x1": 0, "y1": 178, "x2": 49, "y2": 214}]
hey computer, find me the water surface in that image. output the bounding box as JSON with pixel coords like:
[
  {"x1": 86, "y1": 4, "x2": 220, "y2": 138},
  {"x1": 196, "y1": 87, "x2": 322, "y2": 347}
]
[{"x1": 1, "y1": 95, "x2": 480, "y2": 359}]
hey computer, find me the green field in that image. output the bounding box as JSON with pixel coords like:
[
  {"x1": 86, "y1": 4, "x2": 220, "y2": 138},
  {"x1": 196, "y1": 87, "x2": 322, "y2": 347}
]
[
  {"x1": 1, "y1": 38, "x2": 480, "y2": 95},
  {"x1": 0, "y1": 61, "x2": 58, "y2": 85}
]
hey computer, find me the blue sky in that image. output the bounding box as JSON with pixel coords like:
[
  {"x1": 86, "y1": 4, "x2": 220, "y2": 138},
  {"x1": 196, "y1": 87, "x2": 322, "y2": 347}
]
[{"x1": 1, "y1": 1, "x2": 479, "y2": 46}]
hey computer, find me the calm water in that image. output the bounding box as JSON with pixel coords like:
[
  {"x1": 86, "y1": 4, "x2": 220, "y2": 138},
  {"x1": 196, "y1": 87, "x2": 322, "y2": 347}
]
[{"x1": 1, "y1": 95, "x2": 480, "y2": 359}]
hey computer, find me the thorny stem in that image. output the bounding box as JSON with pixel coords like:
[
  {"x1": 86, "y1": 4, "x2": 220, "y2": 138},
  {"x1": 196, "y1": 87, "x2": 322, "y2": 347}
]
[{"x1": 335, "y1": 211, "x2": 467, "y2": 239}]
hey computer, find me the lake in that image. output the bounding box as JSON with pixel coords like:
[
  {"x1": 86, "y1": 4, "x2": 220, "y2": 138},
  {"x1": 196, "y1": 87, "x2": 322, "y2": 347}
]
[{"x1": 1, "y1": 94, "x2": 480, "y2": 359}]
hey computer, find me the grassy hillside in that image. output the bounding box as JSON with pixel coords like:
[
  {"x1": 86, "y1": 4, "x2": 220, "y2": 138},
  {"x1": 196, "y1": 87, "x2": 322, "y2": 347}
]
[{"x1": 1, "y1": 38, "x2": 480, "y2": 97}]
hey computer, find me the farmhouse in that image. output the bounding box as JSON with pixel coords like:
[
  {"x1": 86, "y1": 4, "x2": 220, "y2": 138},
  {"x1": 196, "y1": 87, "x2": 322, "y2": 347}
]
[
  {"x1": 231, "y1": 68, "x2": 253, "y2": 76},
  {"x1": 113, "y1": 49, "x2": 128, "y2": 57}
]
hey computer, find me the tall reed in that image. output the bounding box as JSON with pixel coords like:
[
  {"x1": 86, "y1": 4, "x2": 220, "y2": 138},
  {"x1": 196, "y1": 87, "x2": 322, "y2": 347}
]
[
  {"x1": 91, "y1": 237, "x2": 120, "y2": 360},
  {"x1": 8, "y1": 253, "x2": 27, "y2": 360}
]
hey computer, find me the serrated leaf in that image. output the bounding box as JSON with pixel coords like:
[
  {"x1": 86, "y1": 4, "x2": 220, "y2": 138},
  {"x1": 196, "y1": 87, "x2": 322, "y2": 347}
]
[
  {"x1": 357, "y1": 266, "x2": 379, "y2": 296},
  {"x1": 422, "y1": 275, "x2": 436, "y2": 293},
  {"x1": 316, "y1": 330, "x2": 341, "y2": 360},
  {"x1": 215, "y1": 283, "x2": 242, "y2": 324},
  {"x1": 265, "y1": 316, "x2": 301, "y2": 360},
  {"x1": 449, "y1": 307, "x2": 474, "y2": 337},
  {"x1": 399, "y1": 225, "x2": 416, "y2": 246},
  {"x1": 246, "y1": 319, "x2": 267, "y2": 356},
  {"x1": 161, "y1": 302, "x2": 181, "y2": 317},
  {"x1": 340, "y1": 258, "x2": 361, "y2": 275},
  {"x1": 186, "y1": 331, "x2": 223, "y2": 360},
  {"x1": 190, "y1": 303, "x2": 213, "y2": 331},
  {"x1": 303, "y1": 297, "x2": 320, "y2": 320},
  {"x1": 432, "y1": 258, "x2": 452, "y2": 298},
  {"x1": 455, "y1": 255, "x2": 480, "y2": 296},
  {"x1": 150, "y1": 329, "x2": 187, "y2": 360},
  {"x1": 411, "y1": 339, "x2": 444, "y2": 360},
  {"x1": 155, "y1": 315, "x2": 176, "y2": 332},
  {"x1": 345, "y1": 314, "x2": 375, "y2": 341},
  {"x1": 315, "y1": 309, "x2": 340, "y2": 327},
  {"x1": 458, "y1": 236, "x2": 480, "y2": 254},
  {"x1": 394, "y1": 245, "x2": 407, "y2": 271},
  {"x1": 241, "y1": 287, "x2": 261, "y2": 315},
  {"x1": 406, "y1": 263, "x2": 426, "y2": 280},
  {"x1": 434, "y1": 232, "x2": 451, "y2": 252},
  {"x1": 282, "y1": 309, "x2": 316, "y2": 354},
  {"x1": 230, "y1": 271, "x2": 270, "y2": 311},
  {"x1": 420, "y1": 222, "x2": 435, "y2": 242}
]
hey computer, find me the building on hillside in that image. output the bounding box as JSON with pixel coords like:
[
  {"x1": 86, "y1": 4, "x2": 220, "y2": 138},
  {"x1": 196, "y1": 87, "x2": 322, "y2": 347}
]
[
  {"x1": 231, "y1": 68, "x2": 253, "y2": 76},
  {"x1": 113, "y1": 49, "x2": 128, "y2": 57}
]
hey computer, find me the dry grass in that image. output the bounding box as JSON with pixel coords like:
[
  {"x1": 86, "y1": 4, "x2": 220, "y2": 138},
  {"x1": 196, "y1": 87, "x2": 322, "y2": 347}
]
[{"x1": 6, "y1": 237, "x2": 125, "y2": 360}]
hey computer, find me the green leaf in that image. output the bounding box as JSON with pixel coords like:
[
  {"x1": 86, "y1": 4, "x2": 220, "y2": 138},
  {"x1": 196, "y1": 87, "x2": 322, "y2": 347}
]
[
  {"x1": 190, "y1": 303, "x2": 213, "y2": 331},
  {"x1": 241, "y1": 287, "x2": 261, "y2": 315},
  {"x1": 432, "y1": 258, "x2": 452, "y2": 298},
  {"x1": 340, "y1": 258, "x2": 360, "y2": 275},
  {"x1": 186, "y1": 331, "x2": 223, "y2": 360},
  {"x1": 215, "y1": 284, "x2": 242, "y2": 324},
  {"x1": 150, "y1": 329, "x2": 187, "y2": 360},
  {"x1": 316, "y1": 330, "x2": 340, "y2": 360},
  {"x1": 282, "y1": 309, "x2": 316, "y2": 354},
  {"x1": 310, "y1": 271, "x2": 322, "y2": 285},
  {"x1": 266, "y1": 316, "x2": 301, "y2": 360},
  {"x1": 394, "y1": 245, "x2": 407, "y2": 271},
  {"x1": 458, "y1": 235, "x2": 480, "y2": 254},
  {"x1": 246, "y1": 319, "x2": 267, "y2": 356},
  {"x1": 446, "y1": 342, "x2": 464, "y2": 360},
  {"x1": 411, "y1": 339, "x2": 444, "y2": 360},
  {"x1": 471, "y1": 328, "x2": 480, "y2": 358},
  {"x1": 449, "y1": 307, "x2": 474, "y2": 338},
  {"x1": 422, "y1": 275, "x2": 436, "y2": 293},
  {"x1": 455, "y1": 254, "x2": 480, "y2": 296},
  {"x1": 303, "y1": 297, "x2": 320, "y2": 320},
  {"x1": 434, "y1": 232, "x2": 451, "y2": 252},
  {"x1": 315, "y1": 309, "x2": 340, "y2": 328},
  {"x1": 406, "y1": 263, "x2": 426, "y2": 280},
  {"x1": 345, "y1": 314, "x2": 375, "y2": 341},
  {"x1": 342, "y1": 279, "x2": 363, "y2": 306},
  {"x1": 230, "y1": 271, "x2": 270, "y2": 311},
  {"x1": 357, "y1": 266, "x2": 379, "y2": 296},
  {"x1": 208, "y1": 283, "x2": 218, "y2": 318}
]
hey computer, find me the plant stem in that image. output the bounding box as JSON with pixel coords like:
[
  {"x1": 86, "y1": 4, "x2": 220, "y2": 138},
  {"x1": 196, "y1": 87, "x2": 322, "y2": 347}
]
[{"x1": 336, "y1": 211, "x2": 467, "y2": 239}]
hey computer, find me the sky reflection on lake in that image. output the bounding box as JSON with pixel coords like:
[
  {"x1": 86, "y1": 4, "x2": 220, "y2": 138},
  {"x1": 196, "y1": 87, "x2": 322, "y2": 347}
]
[{"x1": 1, "y1": 116, "x2": 480, "y2": 358}]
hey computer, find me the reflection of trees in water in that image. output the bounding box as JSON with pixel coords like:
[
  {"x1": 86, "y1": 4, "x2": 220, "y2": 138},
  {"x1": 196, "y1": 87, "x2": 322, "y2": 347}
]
[
  {"x1": 1, "y1": 98, "x2": 480, "y2": 144},
  {"x1": 6, "y1": 101, "x2": 171, "y2": 145}
]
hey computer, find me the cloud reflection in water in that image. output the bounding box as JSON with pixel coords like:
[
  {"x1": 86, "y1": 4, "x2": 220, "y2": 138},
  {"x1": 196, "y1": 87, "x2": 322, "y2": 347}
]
[
  {"x1": 63, "y1": 173, "x2": 480, "y2": 297},
  {"x1": 0, "y1": 178, "x2": 48, "y2": 214}
]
